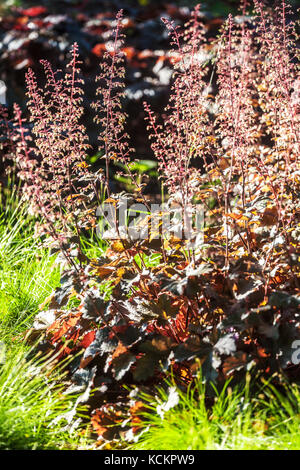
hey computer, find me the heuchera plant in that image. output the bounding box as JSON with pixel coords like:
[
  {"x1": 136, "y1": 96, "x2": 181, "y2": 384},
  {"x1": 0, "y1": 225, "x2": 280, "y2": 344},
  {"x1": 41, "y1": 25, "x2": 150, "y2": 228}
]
[{"x1": 0, "y1": 1, "x2": 299, "y2": 444}]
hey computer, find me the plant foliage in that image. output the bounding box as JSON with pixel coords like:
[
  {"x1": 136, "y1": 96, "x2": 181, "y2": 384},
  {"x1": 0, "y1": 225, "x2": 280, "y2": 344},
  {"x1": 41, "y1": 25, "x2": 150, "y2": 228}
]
[{"x1": 0, "y1": 0, "x2": 299, "y2": 444}]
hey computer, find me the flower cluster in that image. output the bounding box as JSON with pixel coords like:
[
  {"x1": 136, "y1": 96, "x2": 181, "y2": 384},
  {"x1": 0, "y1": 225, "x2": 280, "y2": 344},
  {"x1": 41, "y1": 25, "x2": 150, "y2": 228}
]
[{"x1": 145, "y1": 5, "x2": 211, "y2": 204}]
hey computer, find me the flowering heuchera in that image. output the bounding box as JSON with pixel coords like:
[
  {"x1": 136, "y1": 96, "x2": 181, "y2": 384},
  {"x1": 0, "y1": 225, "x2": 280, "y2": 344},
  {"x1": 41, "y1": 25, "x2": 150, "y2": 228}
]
[{"x1": 0, "y1": 1, "x2": 299, "y2": 444}]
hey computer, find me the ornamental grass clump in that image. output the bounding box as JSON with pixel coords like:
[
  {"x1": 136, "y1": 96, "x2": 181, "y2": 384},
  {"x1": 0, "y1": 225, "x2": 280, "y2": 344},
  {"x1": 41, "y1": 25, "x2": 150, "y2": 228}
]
[
  {"x1": 0, "y1": 345, "x2": 89, "y2": 450},
  {"x1": 0, "y1": 1, "x2": 299, "y2": 445}
]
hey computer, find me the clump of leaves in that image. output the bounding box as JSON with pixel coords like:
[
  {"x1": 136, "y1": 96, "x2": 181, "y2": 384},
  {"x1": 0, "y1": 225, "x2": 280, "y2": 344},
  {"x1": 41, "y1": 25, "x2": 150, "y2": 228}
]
[
  {"x1": 1, "y1": 1, "x2": 299, "y2": 446},
  {"x1": 127, "y1": 372, "x2": 300, "y2": 450},
  {"x1": 0, "y1": 344, "x2": 90, "y2": 450}
]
